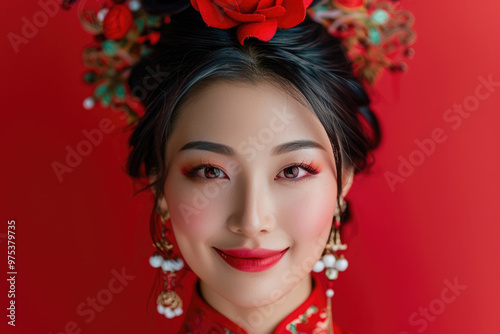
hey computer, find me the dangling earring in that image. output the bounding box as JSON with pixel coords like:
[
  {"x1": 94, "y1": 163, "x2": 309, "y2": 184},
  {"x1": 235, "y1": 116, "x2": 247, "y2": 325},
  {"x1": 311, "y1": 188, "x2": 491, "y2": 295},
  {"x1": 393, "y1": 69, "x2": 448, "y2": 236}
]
[
  {"x1": 148, "y1": 209, "x2": 184, "y2": 318},
  {"x1": 313, "y1": 197, "x2": 349, "y2": 334}
]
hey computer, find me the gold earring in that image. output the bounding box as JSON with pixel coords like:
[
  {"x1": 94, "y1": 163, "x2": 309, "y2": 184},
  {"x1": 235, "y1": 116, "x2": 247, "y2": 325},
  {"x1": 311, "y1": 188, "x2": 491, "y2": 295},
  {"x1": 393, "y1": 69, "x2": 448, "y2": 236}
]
[
  {"x1": 148, "y1": 209, "x2": 184, "y2": 318},
  {"x1": 312, "y1": 197, "x2": 349, "y2": 334}
]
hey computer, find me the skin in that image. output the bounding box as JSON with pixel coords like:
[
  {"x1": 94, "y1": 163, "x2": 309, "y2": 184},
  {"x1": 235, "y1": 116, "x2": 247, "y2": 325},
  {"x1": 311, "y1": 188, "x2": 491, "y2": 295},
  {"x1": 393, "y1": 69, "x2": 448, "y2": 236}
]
[{"x1": 153, "y1": 79, "x2": 353, "y2": 333}]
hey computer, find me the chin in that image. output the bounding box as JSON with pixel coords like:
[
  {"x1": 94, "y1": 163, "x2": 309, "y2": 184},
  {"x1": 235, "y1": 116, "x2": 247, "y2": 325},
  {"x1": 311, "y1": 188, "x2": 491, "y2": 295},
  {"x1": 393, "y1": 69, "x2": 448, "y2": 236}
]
[
  {"x1": 225, "y1": 287, "x2": 287, "y2": 309},
  {"x1": 220, "y1": 274, "x2": 294, "y2": 307}
]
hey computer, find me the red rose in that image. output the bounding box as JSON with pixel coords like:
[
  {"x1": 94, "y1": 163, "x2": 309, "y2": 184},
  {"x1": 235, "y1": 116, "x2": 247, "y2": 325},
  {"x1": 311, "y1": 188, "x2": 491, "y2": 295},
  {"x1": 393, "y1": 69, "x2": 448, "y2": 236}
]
[
  {"x1": 102, "y1": 4, "x2": 133, "y2": 40},
  {"x1": 190, "y1": 0, "x2": 314, "y2": 45},
  {"x1": 334, "y1": 0, "x2": 366, "y2": 11}
]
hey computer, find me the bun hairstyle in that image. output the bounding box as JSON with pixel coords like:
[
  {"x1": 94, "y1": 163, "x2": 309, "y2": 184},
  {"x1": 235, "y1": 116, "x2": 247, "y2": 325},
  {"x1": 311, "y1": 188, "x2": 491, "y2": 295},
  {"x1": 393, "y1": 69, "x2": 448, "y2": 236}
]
[{"x1": 126, "y1": 1, "x2": 381, "y2": 236}]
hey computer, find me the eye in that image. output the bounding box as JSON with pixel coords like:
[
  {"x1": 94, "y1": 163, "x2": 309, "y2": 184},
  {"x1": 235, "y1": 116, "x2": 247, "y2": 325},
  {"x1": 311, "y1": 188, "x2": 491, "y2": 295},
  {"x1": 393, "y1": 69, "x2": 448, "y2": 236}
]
[
  {"x1": 275, "y1": 163, "x2": 319, "y2": 181},
  {"x1": 196, "y1": 166, "x2": 225, "y2": 179},
  {"x1": 186, "y1": 165, "x2": 228, "y2": 180}
]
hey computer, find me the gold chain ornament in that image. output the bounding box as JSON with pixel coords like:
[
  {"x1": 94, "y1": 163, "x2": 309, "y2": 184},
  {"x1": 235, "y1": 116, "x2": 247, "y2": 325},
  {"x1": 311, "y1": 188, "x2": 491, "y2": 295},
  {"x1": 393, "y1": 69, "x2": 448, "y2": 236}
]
[{"x1": 148, "y1": 209, "x2": 184, "y2": 318}]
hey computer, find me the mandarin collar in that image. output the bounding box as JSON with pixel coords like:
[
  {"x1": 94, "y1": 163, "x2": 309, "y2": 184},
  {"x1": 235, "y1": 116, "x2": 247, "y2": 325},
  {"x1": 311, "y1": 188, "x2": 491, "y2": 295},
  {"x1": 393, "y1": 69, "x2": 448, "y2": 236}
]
[{"x1": 180, "y1": 273, "x2": 349, "y2": 334}]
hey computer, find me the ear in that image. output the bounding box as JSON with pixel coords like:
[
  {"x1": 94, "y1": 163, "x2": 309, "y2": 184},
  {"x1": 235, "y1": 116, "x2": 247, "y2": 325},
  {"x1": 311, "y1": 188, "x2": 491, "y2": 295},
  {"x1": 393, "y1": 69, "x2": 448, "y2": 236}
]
[
  {"x1": 340, "y1": 167, "x2": 355, "y2": 198},
  {"x1": 149, "y1": 173, "x2": 169, "y2": 214}
]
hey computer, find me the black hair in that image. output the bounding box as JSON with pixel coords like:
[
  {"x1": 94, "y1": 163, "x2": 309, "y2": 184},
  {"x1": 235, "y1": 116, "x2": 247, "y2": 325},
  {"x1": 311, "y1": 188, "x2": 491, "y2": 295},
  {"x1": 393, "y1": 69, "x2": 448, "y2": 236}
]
[{"x1": 126, "y1": 4, "x2": 381, "y2": 255}]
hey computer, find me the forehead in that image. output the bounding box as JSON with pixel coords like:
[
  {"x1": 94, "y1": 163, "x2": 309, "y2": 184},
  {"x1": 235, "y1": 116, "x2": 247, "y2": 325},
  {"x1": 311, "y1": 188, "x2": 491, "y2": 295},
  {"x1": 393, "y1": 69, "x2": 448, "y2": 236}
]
[{"x1": 166, "y1": 80, "x2": 333, "y2": 157}]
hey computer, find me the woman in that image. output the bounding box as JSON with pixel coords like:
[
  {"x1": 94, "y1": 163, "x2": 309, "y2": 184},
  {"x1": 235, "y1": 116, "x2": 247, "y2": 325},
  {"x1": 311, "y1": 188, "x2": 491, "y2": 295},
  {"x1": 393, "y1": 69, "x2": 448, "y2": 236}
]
[
  {"x1": 68, "y1": 0, "x2": 414, "y2": 332},
  {"x1": 127, "y1": 2, "x2": 378, "y2": 332}
]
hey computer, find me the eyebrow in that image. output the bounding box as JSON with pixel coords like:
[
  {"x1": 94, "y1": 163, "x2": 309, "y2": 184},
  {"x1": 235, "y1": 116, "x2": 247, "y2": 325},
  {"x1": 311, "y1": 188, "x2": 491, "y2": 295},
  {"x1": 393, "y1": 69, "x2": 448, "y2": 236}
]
[{"x1": 179, "y1": 139, "x2": 325, "y2": 156}]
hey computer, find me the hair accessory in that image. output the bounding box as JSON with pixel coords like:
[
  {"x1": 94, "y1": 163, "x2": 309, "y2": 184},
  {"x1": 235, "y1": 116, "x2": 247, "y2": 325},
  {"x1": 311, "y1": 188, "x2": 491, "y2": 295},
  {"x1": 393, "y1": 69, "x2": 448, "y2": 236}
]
[
  {"x1": 309, "y1": 0, "x2": 416, "y2": 85},
  {"x1": 313, "y1": 197, "x2": 349, "y2": 334},
  {"x1": 190, "y1": 0, "x2": 314, "y2": 45},
  {"x1": 67, "y1": 0, "x2": 167, "y2": 123},
  {"x1": 148, "y1": 209, "x2": 185, "y2": 318},
  {"x1": 62, "y1": 0, "x2": 415, "y2": 123}
]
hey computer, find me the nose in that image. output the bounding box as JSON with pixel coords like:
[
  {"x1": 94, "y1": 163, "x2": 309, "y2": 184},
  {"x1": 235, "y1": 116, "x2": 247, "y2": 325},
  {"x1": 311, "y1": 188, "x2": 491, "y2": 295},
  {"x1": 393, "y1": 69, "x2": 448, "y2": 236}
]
[{"x1": 227, "y1": 178, "x2": 276, "y2": 237}]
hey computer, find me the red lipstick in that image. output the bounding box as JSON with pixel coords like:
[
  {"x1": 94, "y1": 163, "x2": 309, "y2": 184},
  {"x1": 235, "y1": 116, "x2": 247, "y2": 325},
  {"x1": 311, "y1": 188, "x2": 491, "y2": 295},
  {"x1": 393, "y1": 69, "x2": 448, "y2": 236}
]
[{"x1": 213, "y1": 247, "x2": 289, "y2": 272}]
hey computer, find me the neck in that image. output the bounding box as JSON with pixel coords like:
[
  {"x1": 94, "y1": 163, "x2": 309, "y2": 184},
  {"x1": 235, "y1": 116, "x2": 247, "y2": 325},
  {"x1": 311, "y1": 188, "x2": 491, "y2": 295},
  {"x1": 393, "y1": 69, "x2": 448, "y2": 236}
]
[{"x1": 199, "y1": 274, "x2": 313, "y2": 333}]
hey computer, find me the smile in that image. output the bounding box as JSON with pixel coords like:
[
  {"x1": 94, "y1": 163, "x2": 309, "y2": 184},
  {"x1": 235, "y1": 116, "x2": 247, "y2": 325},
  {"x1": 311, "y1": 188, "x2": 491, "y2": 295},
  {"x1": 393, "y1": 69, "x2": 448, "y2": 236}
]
[{"x1": 213, "y1": 247, "x2": 289, "y2": 273}]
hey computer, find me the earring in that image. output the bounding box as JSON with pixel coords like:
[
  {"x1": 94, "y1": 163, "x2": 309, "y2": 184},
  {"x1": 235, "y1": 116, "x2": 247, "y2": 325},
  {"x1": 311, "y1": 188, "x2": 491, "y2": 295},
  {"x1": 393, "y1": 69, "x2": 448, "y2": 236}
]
[
  {"x1": 148, "y1": 209, "x2": 184, "y2": 319},
  {"x1": 313, "y1": 197, "x2": 349, "y2": 334}
]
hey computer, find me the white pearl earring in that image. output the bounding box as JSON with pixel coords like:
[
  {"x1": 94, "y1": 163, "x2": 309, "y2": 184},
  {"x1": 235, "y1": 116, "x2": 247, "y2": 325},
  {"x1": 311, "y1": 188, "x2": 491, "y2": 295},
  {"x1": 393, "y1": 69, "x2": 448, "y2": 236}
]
[
  {"x1": 149, "y1": 209, "x2": 184, "y2": 319},
  {"x1": 313, "y1": 198, "x2": 349, "y2": 334}
]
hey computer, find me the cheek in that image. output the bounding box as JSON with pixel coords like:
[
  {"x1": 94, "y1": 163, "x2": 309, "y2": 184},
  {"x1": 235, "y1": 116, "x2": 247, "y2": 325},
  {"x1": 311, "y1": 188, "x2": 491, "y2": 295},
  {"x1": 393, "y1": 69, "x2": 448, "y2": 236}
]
[
  {"x1": 281, "y1": 185, "x2": 336, "y2": 239},
  {"x1": 288, "y1": 200, "x2": 333, "y2": 236},
  {"x1": 163, "y1": 175, "x2": 227, "y2": 241},
  {"x1": 277, "y1": 182, "x2": 337, "y2": 272}
]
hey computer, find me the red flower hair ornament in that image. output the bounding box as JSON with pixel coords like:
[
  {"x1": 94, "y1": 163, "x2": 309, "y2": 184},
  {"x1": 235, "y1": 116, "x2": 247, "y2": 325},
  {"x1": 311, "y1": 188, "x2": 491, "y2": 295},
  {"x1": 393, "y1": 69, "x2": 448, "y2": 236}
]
[
  {"x1": 334, "y1": 0, "x2": 365, "y2": 10},
  {"x1": 190, "y1": 0, "x2": 314, "y2": 45},
  {"x1": 62, "y1": 0, "x2": 415, "y2": 123}
]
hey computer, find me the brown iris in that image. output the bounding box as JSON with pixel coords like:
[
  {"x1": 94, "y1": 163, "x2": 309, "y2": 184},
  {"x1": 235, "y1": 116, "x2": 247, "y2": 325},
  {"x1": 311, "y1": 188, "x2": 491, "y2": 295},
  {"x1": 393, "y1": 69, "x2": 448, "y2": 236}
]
[
  {"x1": 283, "y1": 166, "x2": 299, "y2": 178},
  {"x1": 204, "y1": 166, "x2": 222, "y2": 179}
]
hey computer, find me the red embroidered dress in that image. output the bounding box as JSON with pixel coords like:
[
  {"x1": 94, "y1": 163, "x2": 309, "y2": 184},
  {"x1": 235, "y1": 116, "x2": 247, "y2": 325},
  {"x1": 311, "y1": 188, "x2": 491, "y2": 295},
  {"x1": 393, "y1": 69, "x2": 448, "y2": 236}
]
[{"x1": 180, "y1": 273, "x2": 351, "y2": 334}]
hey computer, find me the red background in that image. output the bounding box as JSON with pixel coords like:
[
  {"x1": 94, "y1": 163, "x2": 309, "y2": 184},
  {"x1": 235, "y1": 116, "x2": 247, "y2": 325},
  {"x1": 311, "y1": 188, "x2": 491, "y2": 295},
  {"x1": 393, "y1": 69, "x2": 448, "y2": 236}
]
[{"x1": 2, "y1": 1, "x2": 500, "y2": 333}]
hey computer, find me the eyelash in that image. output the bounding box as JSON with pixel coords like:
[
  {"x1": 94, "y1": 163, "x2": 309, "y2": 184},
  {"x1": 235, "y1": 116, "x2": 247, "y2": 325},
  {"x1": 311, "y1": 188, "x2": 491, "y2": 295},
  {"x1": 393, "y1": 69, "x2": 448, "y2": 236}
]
[
  {"x1": 183, "y1": 161, "x2": 227, "y2": 182},
  {"x1": 183, "y1": 161, "x2": 319, "y2": 183},
  {"x1": 276, "y1": 162, "x2": 319, "y2": 183}
]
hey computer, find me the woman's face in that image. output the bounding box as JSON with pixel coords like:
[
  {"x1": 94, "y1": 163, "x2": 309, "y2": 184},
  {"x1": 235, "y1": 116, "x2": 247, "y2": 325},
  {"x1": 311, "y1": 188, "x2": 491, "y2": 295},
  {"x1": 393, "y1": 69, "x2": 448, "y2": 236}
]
[{"x1": 160, "y1": 80, "x2": 351, "y2": 309}]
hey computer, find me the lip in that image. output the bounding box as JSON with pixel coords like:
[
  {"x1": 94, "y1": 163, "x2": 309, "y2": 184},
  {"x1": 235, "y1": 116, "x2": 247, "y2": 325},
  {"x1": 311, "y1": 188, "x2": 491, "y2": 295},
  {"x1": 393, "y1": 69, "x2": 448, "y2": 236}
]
[{"x1": 213, "y1": 247, "x2": 289, "y2": 273}]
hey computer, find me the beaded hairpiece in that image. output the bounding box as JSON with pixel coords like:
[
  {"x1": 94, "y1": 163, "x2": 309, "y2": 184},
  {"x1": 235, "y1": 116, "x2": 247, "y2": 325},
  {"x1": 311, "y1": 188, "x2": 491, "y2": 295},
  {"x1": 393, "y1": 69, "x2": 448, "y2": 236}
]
[{"x1": 62, "y1": 0, "x2": 416, "y2": 124}]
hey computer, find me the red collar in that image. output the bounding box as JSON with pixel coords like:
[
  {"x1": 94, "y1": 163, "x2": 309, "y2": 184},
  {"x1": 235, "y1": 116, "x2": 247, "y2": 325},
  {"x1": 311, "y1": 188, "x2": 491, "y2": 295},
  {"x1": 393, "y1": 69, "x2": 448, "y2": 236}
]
[{"x1": 180, "y1": 273, "x2": 350, "y2": 334}]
